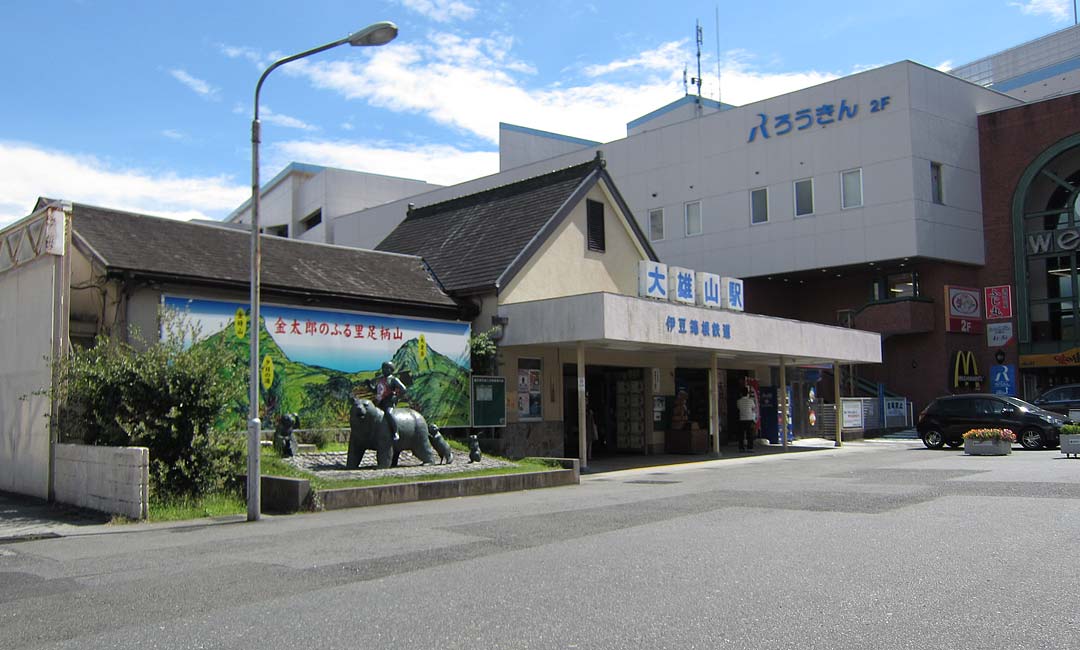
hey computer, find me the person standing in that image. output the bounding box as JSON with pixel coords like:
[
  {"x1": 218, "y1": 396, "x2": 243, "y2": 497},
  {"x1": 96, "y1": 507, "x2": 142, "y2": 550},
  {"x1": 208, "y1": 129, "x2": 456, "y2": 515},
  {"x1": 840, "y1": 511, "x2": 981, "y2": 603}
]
[{"x1": 736, "y1": 388, "x2": 757, "y2": 452}]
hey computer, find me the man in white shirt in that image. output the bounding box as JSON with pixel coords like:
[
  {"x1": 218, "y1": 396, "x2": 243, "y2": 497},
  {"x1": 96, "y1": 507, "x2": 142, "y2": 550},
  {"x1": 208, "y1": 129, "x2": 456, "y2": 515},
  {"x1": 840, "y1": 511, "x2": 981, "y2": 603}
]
[{"x1": 736, "y1": 388, "x2": 757, "y2": 452}]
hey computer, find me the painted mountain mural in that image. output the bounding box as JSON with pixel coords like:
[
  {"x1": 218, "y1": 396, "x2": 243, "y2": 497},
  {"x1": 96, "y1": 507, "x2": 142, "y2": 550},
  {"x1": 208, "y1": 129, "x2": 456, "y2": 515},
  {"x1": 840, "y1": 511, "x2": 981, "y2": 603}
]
[{"x1": 196, "y1": 317, "x2": 470, "y2": 429}]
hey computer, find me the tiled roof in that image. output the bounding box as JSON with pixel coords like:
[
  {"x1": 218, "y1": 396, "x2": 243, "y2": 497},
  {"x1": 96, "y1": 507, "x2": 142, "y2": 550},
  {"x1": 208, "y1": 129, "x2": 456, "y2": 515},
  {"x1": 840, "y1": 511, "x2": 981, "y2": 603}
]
[
  {"x1": 377, "y1": 158, "x2": 616, "y2": 293},
  {"x1": 69, "y1": 203, "x2": 456, "y2": 309}
]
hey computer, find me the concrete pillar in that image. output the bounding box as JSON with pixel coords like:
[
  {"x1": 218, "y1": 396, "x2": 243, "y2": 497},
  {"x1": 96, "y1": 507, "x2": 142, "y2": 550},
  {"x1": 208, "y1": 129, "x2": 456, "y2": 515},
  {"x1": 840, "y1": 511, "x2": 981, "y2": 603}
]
[
  {"x1": 577, "y1": 342, "x2": 587, "y2": 470},
  {"x1": 779, "y1": 357, "x2": 788, "y2": 451},
  {"x1": 833, "y1": 359, "x2": 843, "y2": 447},
  {"x1": 710, "y1": 352, "x2": 720, "y2": 456}
]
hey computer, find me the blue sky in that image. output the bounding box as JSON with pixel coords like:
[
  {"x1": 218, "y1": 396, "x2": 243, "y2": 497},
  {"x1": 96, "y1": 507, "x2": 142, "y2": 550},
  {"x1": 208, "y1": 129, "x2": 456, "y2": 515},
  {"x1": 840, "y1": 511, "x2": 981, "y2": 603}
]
[{"x1": 0, "y1": 0, "x2": 1076, "y2": 228}]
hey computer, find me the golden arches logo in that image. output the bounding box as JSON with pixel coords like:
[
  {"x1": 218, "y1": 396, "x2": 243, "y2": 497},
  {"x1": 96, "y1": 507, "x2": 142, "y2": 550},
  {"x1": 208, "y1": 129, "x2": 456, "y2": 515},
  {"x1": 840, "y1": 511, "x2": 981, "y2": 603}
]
[{"x1": 951, "y1": 350, "x2": 981, "y2": 388}]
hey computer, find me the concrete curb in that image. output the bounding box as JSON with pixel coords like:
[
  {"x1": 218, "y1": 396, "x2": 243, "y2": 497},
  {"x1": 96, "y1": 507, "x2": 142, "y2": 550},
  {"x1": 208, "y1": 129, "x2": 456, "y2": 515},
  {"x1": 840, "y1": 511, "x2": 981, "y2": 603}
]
[{"x1": 264, "y1": 458, "x2": 580, "y2": 513}]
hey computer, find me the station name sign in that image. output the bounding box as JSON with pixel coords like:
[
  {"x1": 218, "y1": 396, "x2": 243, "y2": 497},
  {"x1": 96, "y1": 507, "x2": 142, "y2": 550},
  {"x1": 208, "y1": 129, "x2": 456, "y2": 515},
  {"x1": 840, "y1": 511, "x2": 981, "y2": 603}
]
[{"x1": 638, "y1": 261, "x2": 744, "y2": 311}]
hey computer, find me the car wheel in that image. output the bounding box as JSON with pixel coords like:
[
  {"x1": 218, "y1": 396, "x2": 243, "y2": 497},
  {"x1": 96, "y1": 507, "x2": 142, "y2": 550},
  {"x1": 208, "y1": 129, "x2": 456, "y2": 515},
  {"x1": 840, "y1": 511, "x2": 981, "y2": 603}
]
[
  {"x1": 946, "y1": 440, "x2": 963, "y2": 448},
  {"x1": 922, "y1": 430, "x2": 945, "y2": 449},
  {"x1": 1019, "y1": 428, "x2": 1044, "y2": 450}
]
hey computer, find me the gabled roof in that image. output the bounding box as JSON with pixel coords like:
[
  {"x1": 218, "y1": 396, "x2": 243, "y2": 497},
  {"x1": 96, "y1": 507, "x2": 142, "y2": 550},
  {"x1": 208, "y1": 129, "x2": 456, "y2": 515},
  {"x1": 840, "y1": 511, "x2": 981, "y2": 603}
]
[
  {"x1": 66, "y1": 202, "x2": 457, "y2": 311},
  {"x1": 376, "y1": 154, "x2": 657, "y2": 294}
]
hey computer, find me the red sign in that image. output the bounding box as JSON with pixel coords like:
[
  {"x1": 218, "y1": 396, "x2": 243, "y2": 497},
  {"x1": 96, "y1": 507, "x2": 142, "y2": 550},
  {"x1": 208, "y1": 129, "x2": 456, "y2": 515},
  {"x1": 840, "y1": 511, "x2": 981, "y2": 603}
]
[
  {"x1": 984, "y1": 285, "x2": 1013, "y2": 320},
  {"x1": 945, "y1": 285, "x2": 983, "y2": 334}
]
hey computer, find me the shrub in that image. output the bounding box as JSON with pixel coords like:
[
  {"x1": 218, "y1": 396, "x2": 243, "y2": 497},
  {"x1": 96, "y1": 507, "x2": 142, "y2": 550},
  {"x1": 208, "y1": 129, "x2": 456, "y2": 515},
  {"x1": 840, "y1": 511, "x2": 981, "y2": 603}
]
[
  {"x1": 962, "y1": 428, "x2": 1016, "y2": 442},
  {"x1": 50, "y1": 312, "x2": 246, "y2": 498},
  {"x1": 1061, "y1": 423, "x2": 1080, "y2": 436}
]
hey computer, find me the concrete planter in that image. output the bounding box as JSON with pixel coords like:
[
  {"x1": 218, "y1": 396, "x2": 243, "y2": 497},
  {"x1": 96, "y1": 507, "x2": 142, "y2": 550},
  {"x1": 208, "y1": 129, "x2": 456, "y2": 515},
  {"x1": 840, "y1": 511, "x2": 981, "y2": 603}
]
[
  {"x1": 964, "y1": 438, "x2": 1012, "y2": 456},
  {"x1": 1061, "y1": 433, "x2": 1080, "y2": 458}
]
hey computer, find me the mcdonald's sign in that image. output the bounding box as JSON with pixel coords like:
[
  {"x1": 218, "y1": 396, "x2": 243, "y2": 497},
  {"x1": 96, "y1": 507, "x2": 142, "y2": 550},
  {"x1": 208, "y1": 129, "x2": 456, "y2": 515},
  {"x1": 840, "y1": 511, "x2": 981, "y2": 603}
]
[{"x1": 950, "y1": 350, "x2": 983, "y2": 390}]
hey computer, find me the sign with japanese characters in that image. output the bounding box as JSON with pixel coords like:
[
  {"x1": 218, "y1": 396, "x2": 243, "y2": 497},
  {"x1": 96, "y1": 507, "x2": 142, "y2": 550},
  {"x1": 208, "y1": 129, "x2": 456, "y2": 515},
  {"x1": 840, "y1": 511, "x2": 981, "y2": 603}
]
[
  {"x1": 944, "y1": 285, "x2": 983, "y2": 334},
  {"x1": 722, "y1": 277, "x2": 745, "y2": 311},
  {"x1": 986, "y1": 322, "x2": 1014, "y2": 347},
  {"x1": 983, "y1": 285, "x2": 1013, "y2": 320},
  {"x1": 664, "y1": 314, "x2": 732, "y2": 340},
  {"x1": 696, "y1": 272, "x2": 721, "y2": 308},
  {"x1": 669, "y1": 266, "x2": 696, "y2": 304},
  {"x1": 990, "y1": 364, "x2": 1017, "y2": 396},
  {"x1": 638, "y1": 260, "x2": 668, "y2": 300},
  {"x1": 638, "y1": 261, "x2": 745, "y2": 311},
  {"x1": 748, "y1": 95, "x2": 891, "y2": 143},
  {"x1": 163, "y1": 296, "x2": 472, "y2": 428}
]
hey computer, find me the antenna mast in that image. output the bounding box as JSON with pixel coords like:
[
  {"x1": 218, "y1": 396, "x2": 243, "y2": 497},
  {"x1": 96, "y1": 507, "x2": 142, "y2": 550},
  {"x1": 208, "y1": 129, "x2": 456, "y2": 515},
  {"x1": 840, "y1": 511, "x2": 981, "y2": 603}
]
[
  {"x1": 715, "y1": 5, "x2": 721, "y2": 106},
  {"x1": 689, "y1": 19, "x2": 704, "y2": 108}
]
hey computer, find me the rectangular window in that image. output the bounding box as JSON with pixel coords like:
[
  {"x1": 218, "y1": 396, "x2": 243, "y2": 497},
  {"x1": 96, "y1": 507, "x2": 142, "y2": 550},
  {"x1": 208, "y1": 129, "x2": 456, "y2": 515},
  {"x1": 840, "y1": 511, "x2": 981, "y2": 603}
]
[
  {"x1": 888, "y1": 272, "x2": 917, "y2": 298},
  {"x1": 841, "y1": 169, "x2": 863, "y2": 209},
  {"x1": 930, "y1": 162, "x2": 944, "y2": 205},
  {"x1": 300, "y1": 208, "x2": 322, "y2": 232},
  {"x1": 684, "y1": 201, "x2": 702, "y2": 236},
  {"x1": 265, "y1": 224, "x2": 289, "y2": 238},
  {"x1": 648, "y1": 208, "x2": 664, "y2": 241},
  {"x1": 586, "y1": 199, "x2": 605, "y2": 252},
  {"x1": 750, "y1": 188, "x2": 768, "y2": 224},
  {"x1": 794, "y1": 178, "x2": 814, "y2": 217},
  {"x1": 517, "y1": 358, "x2": 543, "y2": 420}
]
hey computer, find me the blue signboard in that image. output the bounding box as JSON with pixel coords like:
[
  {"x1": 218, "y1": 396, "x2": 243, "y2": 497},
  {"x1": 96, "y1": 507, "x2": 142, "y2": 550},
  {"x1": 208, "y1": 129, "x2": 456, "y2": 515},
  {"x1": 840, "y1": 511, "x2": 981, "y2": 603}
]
[{"x1": 990, "y1": 364, "x2": 1017, "y2": 396}]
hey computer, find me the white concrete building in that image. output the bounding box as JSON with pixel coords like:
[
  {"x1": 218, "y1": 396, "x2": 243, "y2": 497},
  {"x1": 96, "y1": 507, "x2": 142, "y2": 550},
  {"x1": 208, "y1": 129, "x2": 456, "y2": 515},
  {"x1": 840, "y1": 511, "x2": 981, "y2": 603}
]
[{"x1": 227, "y1": 162, "x2": 441, "y2": 243}]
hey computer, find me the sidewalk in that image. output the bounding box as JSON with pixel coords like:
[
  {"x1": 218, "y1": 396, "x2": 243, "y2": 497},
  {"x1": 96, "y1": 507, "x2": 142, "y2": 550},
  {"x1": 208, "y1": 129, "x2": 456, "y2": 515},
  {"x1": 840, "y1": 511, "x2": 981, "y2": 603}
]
[{"x1": 0, "y1": 490, "x2": 112, "y2": 543}]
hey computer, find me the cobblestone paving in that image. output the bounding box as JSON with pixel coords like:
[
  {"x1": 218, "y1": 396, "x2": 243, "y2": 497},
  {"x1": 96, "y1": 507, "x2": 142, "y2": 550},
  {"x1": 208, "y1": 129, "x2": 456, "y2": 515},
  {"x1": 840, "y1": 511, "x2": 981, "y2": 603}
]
[{"x1": 285, "y1": 450, "x2": 516, "y2": 481}]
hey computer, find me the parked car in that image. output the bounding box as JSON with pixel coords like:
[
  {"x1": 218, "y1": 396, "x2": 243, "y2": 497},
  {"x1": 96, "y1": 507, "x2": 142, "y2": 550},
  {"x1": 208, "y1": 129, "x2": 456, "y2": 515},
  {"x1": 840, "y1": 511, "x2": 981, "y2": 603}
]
[
  {"x1": 1032, "y1": 384, "x2": 1080, "y2": 418},
  {"x1": 916, "y1": 393, "x2": 1067, "y2": 450}
]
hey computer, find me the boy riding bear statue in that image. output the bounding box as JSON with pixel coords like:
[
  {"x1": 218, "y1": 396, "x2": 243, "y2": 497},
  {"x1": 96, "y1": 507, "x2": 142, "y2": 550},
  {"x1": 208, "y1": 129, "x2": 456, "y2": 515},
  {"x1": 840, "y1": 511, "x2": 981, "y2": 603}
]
[{"x1": 364, "y1": 361, "x2": 408, "y2": 442}]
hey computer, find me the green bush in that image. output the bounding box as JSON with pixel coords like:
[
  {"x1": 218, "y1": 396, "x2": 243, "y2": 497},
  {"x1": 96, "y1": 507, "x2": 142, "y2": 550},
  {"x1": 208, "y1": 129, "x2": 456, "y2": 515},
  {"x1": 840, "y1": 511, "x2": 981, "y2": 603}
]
[{"x1": 50, "y1": 313, "x2": 246, "y2": 498}]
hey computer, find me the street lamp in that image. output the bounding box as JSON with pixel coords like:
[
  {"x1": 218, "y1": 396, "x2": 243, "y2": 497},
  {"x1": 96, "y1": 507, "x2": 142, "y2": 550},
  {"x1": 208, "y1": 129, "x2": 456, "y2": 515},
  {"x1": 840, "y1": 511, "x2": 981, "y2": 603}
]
[{"x1": 247, "y1": 21, "x2": 398, "y2": 521}]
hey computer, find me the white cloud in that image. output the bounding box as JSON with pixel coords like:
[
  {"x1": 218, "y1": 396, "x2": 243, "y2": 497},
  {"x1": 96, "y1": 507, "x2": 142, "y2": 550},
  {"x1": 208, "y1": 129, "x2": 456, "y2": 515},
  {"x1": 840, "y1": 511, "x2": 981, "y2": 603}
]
[
  {"x1": 161, "y1": 129, "x2": 186, "y2": 141},
  {"x1": 1009, "y1": 0, "x2": 1072, "y2": 21},
  {"x1": 0, "y1": 142, "x2": 248, "y2": 228},
  {"x1": 582, "y1": 41, "x2": 687, "y2": 77},
  {"x1": 271, "y1": 139, "x2": 496, "y2": 186},
  {"x1": 169, "y1": 69, "x2": 219, "y2": 100},
  {"x1": 398, "y1": 0, "x2": 477, "y2": 22},
  {"x1": 219, "y1": 43, "x2": 267, "y2": 67},
  {"x1": 261, "y1": 106, "x2": 318, "y2": 131}
]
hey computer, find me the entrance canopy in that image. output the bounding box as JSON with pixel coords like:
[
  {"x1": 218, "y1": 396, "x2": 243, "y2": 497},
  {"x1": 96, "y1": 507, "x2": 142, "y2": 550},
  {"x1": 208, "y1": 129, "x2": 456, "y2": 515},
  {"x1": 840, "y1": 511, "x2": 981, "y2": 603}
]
[{"x1": 497, "y1": 292, "x2": 881, "y2": 366}]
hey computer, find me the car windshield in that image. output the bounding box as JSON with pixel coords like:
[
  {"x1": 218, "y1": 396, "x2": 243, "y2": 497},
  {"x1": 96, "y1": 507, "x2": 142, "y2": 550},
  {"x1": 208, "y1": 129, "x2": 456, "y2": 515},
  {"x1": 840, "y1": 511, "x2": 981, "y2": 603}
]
[{"x1": 999, "y1": 396, "x2": 1038, "y2": 412}]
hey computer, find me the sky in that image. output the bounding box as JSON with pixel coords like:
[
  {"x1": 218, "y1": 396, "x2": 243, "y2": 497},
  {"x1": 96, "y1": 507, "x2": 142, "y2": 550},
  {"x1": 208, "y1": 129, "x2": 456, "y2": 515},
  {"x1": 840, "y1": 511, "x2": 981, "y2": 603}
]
[{"x1": 1, "y1": 0, "x2": 1077, "y2": 229}]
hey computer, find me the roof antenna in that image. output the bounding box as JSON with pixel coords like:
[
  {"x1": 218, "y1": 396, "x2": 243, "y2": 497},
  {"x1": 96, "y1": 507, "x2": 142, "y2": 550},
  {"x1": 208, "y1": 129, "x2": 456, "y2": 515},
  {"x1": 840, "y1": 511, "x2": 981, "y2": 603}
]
[
  {"x1": 715, "y1": 4, "x2": 722, "y2": 106},
  {"x1": 682, "y1": 65, "x2": 689, "y2": 96},
  {"x1": 689, "y1": 20, "x2": 704, "y2": 114}
]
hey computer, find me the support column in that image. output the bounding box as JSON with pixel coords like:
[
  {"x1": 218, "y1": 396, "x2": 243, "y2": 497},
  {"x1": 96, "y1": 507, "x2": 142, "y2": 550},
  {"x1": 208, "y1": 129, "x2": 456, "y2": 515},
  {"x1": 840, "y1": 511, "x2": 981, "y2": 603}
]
[
  {"x1": 779, "y1": 357, "x2": 788, "y2": 451},
  {"x1": 577, "y1": 342, "x2": 587, "y2": 471},
  {"x1": 833, "y1": 359, "x2": 843, "y2": 447},
  {"x1": 710, "y1": 352, "x2": 720, "y2": 457}
]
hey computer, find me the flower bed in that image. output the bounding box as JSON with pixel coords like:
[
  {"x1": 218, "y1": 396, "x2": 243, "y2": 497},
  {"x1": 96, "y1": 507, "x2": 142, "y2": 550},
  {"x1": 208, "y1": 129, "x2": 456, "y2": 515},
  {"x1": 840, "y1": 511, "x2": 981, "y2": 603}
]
[{"x1": 962, "y1": 428, "x2": 1016, "y2": 442}]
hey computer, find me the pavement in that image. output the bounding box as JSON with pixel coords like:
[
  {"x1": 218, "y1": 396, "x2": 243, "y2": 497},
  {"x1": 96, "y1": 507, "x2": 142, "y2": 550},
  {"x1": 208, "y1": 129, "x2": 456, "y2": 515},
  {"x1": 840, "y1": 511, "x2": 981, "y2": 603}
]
[{"x1": 0, "y1": 434, "x2": 915, "y2": 543}]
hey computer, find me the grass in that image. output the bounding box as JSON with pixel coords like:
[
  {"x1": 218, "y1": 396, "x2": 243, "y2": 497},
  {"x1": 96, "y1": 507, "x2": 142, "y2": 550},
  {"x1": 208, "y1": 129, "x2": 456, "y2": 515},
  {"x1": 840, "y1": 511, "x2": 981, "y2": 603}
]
[
  {"x1": 137, "y1": 441, "x2": 563, "y2": 522},
  {"x1": 148, "y1": 491, "x2": 246, "y2": 522}
]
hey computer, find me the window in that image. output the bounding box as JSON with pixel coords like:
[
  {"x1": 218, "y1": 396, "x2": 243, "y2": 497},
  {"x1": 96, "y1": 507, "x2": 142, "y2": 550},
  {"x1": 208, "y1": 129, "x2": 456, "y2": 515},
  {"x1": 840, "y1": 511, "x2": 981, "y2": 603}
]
[
  {"x1": 871, "y1": 271, "x2": 919, "y2": 301},
  {"x1": 684, "y1": 201, "x2": 702, "y2": 236},
  {"x1": 586, "y1": 199, "x2": 605, "y2": 252},
  {"x1": 265, "y1": 224, "x2": 289, "y2": 238},
  {"x1": 841, "y1": 169, "x2": 863, "y2": 209},
  {"x1": 930, "y1": 162, "x2": 944, "y2": 205},
  {"x1": 794, "y1": 178, "x2": 814, "y2": 217},
  {"x1": 300, "y1": 208, "x2": 322, "y2": 232},
  {"x1": 750, "y1": 188, "x2": 768, "y2": 224},
  {"x1": 648, "y1": 208, "x2": 664, "y2": 241},
  {"x1": 517, "y1": 358, "x2": 543, "y2": 420}
]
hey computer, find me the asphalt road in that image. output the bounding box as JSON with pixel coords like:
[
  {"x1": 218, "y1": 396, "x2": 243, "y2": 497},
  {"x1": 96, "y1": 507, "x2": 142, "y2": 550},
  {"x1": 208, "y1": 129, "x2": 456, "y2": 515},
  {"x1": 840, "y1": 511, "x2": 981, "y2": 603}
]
[{"x1": 2, "y1": 440, "x2": 1078, "y2": 649}]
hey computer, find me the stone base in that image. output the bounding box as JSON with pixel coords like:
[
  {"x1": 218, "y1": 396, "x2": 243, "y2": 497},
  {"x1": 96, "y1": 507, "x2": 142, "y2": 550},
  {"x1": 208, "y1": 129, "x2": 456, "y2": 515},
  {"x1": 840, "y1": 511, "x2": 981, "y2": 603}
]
[
  {"x1": 964, "y1": 438, "x2": 1012, "y2": 456},
  {"x1": 1061, "y1": 434, "x2": 1080, "y2": 458}
]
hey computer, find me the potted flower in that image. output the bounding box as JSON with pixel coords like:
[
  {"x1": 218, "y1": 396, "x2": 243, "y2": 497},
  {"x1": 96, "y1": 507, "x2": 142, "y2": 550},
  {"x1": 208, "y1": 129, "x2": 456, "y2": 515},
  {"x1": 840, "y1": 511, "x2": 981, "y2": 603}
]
[
  {"x1": 962, "y1": 428, "x2": 1015, "y2": 456},
  {"x1": 1061, "y1": 423, "x2": 1080, "y2": 458}
]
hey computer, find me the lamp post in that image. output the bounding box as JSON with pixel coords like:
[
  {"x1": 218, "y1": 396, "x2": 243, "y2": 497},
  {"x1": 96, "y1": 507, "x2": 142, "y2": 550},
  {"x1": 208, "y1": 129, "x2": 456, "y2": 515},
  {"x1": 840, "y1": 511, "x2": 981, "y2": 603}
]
[{"x1": 247, "y1": 21, "x2": 398, "y2": 521}]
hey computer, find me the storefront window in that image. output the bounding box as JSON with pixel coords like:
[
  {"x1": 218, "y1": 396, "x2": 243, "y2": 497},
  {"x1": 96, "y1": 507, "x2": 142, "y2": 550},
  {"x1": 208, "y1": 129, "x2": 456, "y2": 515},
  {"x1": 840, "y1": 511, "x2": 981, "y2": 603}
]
[{"x1": 517, "y1": 358, "x2": 543, "y2": 420}]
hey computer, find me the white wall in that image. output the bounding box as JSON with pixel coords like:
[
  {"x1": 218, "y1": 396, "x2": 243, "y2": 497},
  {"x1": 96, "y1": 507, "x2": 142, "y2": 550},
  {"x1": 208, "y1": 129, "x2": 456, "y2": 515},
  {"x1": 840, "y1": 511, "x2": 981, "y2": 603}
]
[
  {"x1": 0, "y1": 255, "x2": 56, "y2": 498},
  {"x1": 53, "y1": 444, "x2": 149, "y2": 519},
  {"x1": 499, "y1": 124, "x2": 596, "y2": 172},
  {"x1": 337, "y1": 62, "x2": 1022, "y2": 276}
]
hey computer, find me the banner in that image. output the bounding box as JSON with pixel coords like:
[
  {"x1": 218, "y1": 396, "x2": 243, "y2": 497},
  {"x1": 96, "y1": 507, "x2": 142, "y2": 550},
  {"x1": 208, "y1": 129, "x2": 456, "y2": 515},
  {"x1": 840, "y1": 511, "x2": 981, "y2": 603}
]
[
  {"x1": 945, "y1": 285, "x2": 983, "y2": 333},
  {"x1": 163, "y1": 296, "x2": 471, "y2": 428}
]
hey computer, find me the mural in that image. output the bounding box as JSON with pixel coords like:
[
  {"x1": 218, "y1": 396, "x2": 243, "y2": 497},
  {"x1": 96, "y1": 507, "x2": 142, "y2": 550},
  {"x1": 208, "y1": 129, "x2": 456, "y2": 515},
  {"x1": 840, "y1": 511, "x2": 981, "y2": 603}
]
[{"x1": 163, "y1": 296, "x2": 471, "y2": 428}]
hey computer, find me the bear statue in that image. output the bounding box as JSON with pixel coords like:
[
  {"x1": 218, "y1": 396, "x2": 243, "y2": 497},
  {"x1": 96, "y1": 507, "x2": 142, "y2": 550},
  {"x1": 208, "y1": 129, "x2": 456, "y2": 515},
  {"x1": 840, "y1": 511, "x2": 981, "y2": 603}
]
[{"x1": 346, "y1": 398, "x2": 437, "y2": 469}]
